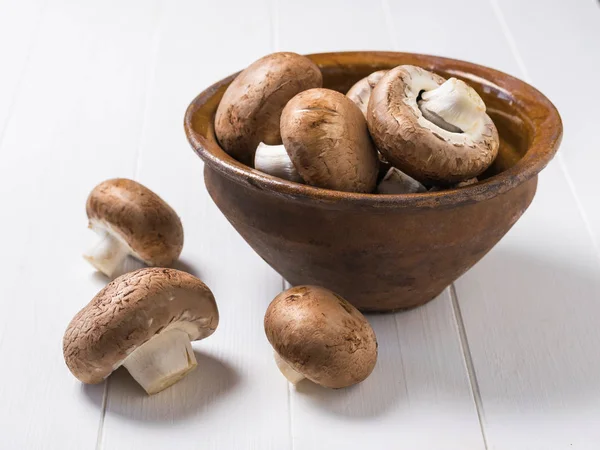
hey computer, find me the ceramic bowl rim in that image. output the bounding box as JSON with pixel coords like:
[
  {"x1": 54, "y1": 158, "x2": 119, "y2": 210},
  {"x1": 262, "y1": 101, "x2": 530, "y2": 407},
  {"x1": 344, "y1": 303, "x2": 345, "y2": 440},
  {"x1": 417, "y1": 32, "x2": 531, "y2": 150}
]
[{"x1": 184, "y1": 51, "x2": 562, "y2": 209}]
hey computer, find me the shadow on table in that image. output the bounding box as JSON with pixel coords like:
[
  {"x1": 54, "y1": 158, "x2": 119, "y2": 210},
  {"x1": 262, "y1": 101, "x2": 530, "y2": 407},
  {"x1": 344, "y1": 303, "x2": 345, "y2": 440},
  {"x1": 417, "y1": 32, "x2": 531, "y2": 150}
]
[
  {"x1": 81, "y1": 350, "x2": 239, "y2": 422},
  {"x1": 455, "y1": 245, "x2": 600, "y2": 411},
  {"x1": 172, "y1": 257, "x2": 204, "y2": 279},
  {"x1": 294, "y1": 314, "x2": 407, "y2": 419}
]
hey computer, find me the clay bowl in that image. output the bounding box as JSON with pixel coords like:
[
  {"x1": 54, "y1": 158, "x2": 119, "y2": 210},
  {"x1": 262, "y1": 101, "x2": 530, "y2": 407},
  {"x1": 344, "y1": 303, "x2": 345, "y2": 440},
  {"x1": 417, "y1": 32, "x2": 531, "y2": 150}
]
[{"x1": 184, "y1": 51, "x2": 562, "y2": 312}]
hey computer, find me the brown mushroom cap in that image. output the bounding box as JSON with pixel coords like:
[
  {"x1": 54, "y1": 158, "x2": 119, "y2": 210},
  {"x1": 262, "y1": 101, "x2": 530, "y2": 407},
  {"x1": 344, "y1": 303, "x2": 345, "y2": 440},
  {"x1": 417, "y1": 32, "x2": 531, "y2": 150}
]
[
  {"x1": 86, "y1": 178, "x2": 183, "y2": 267},
  {"x1": 214, "y1": 52, "x2": 323, "y2": 166},
  {"x1": 346, "y1": 70, "x2": 388, "y2": 117},
  {"x1": 264, "y1": 285, "x2": 378, "y2": 389},
  {"x1": 63, "y1": 268, "x2": 218, "y2": 384},
  {"x1": 280, "y1": 88, "x2": 379, "y2": 193},
  {"x1": 367, "y1": 65, "x2": 499, "y2": 185}
]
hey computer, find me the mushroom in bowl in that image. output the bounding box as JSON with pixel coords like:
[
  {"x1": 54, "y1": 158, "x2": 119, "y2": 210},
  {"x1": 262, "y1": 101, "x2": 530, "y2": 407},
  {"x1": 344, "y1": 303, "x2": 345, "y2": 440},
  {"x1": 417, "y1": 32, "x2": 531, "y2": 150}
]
[{"x1": 185, "y1": 51, "x2": 562, "y2": 312}]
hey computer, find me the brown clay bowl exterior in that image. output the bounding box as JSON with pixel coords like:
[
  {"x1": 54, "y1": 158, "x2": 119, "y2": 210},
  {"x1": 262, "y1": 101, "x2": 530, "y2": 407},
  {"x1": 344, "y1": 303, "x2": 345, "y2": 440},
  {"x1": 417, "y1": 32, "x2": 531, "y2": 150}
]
[{"x1": 184, "y1": 51, "x2": 562, "y2": 312}]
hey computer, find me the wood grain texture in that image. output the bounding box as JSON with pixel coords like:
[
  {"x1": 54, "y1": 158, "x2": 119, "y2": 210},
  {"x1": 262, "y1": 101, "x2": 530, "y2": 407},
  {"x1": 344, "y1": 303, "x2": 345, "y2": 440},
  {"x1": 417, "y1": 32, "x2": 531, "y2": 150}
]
[
  {"x1": 100, "y1": 1, "x2": 292, "y2": 449},
  {"x1": 0, "y1": 0, "x2": 161, "y2": 448},
  {"x1": 0, "y1": 0, "x2": 45, "y2": 142},
  {"x1": 491, "y1": 0, "x2": 600, "y2": 256}
]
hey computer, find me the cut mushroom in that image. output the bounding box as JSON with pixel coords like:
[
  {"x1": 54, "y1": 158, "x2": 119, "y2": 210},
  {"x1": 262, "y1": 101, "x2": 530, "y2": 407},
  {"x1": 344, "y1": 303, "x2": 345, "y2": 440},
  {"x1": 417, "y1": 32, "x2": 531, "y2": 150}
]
[
  {"x1": 281, "y1": 88, "x2": 379, "y2": 193},
  {"x1": 346, "y1": 70, "x2": 387, "y2": 117},
  {"x1": 215, "y1": 52, "x2": 322, "y2": 166},
  {"x1": 367, "y1": 65, "x2": 499, "y2": 185},
  {"x1": 254, "y1": 142, "x2": 303, "y2": 183},
  {"x1": 377, "y1": 167, "x2": 427, "y2": 194},
  {"x1": 84, "y1": 179, "x2": 183, "y2": 279},
  {"x1": 264, "y1": 285, "x2": 378, "y2": 389},
  {"x1": 63, "y1": 268, "x2": 219, "y2": 395}
]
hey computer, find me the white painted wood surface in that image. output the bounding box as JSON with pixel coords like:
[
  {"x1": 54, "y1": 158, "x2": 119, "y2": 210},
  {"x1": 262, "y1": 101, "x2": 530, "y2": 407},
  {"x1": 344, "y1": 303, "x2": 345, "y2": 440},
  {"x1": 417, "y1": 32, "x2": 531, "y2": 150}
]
[{"x1": 0, "y1": 0, "x2": 598, "y2": 449}]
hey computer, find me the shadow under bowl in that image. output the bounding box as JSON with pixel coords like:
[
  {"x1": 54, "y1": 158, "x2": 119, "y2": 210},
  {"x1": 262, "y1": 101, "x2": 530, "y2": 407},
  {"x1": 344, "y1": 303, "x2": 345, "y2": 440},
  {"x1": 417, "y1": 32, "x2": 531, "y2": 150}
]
[{"x1": 184, "y1": 51, "x2": 562, "y2": 312}]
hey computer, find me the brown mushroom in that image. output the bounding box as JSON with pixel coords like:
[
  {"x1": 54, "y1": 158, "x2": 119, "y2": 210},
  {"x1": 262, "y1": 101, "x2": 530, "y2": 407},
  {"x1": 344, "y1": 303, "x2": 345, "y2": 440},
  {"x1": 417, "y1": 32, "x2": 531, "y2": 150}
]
[
  {"x1": 63, "y1": 268, "x2": 218, "y2": 395},
  {"x1": 346, "y1": 70, "x2": 387, "y2": 117},
  {"x1": 280, "y1": 88, "x2": 379, "y2": 193},
  {"x1": 214, "y1": 52, "x2": 322, "y2": 166},
  {"x1": 367, "y1": 65, "x2": 499, "y2": 185},
  {"x1": 264, "y1": 285, "x2": 378, "y2": 389},
  {"x1": 83, "y1": 179, "x2": 183, "y2": 278}
]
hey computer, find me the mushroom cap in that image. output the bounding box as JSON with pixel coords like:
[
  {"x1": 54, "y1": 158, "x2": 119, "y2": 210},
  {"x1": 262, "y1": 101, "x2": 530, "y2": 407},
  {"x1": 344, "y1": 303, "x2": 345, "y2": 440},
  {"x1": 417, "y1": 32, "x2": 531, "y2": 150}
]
[
  {"x1": 63, "y1": 268, "x2": 218, "y2": 384},
  {"x1": 214, "y1": 52, "x2": 323, "y2": 166},
  {"x1": 86, "y1": 178, "x2": 184, "y2": 266},
  {"x1": 264, "y1": 285, "x2": 378, "y2": 389},
  {"x1": 280, "y1": 88, "x2": 379, "y2": 193},
  {"x1": 346, "y1": 70, "x2": 388, "y2": 117},
  {"x1": 367, "y1": 65, "x2": 499, "y2": 185}
]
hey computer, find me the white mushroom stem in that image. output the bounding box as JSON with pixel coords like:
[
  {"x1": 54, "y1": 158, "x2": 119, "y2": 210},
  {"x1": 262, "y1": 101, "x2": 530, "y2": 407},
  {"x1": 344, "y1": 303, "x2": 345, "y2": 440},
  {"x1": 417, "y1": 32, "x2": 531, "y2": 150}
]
[
  {"x1": 122, "y1": 329, "x2": 197, "y2": 395},
  {"x1": 418, "y1": 78, "x2": 486, "y2": 134},
  {"x1": 377, "y1": 167, "x2": 426, "y2": 194},
  {"x1": 254, "y1": 142, "x2": 303, "y2": 183},
  {"x1": 83, "y1": 230, "x2": 130, "y2": 278},
  {"x1": 274, "y1": 351, "x2": 305, "y2": 385}
]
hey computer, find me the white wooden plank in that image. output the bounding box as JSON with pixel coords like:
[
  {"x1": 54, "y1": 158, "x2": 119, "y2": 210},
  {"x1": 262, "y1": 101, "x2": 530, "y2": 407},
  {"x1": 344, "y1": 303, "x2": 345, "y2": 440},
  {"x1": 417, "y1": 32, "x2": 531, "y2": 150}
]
[
  {"x1": 450, "y1": 1, "x2": 600, "y2": 449},
  {"x1": 491, "y1": 0, "x2": 600, "y2": 256},
  {"x1": 100, "y1": 1, "x2": 292, "y2": 449},
  {"x1": 383, "y1": 0, "x2": 519, "y2": 76},
  {"x1": 0, "y1": 0, "x2": 45, "y2": 137},
  {"x1": 276, "y1": 0, "x2": 389, "y2": 53},
  {"x1": 455, "y1": 162, "x2": 600, "y2": 449},
  {"x1": 0, "y1": 0, "x2": 162, "y2": 448},
  {"x1": 276, "y1": 1, "x2": 485, "y2": 449}
]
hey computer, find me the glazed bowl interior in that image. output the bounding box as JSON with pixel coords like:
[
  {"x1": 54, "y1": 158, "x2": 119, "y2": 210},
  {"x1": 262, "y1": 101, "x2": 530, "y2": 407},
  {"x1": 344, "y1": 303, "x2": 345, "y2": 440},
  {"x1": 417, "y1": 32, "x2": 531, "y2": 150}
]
[{"x1": 185, "y1": 51, "x2": 562, "y2": 208}]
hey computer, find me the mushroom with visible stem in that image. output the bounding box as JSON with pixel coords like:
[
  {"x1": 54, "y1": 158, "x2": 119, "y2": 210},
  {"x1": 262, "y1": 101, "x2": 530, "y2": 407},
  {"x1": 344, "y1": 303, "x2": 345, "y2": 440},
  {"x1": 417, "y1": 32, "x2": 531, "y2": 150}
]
[
  {"x1": 264, "y1": 285, "x2": 378, "y2": 388},
  {"x1": 346, "y1": 70, "x2": 388, "y2": 117},
  {"x1": 63, "y1": 268, "x2": 219, "y2": 395},
  {"x1": 281, "y1": 88, "x2": 379, "y2": 193},
  {"x1": 367, "y1": 65, "x2": 499, "y2": 185},
  {"x1": 347, "y1": 70, "x2": 425, "y2": 195},
  {"x1": 215, "y1": 52, "x2": 322, "y2": 166},
  {"x1": 83, "y1": 178, "x2": 183, "y2": 279},
  {"x1": 254, "y1": 142, "x2": 303, "y2": 183}
]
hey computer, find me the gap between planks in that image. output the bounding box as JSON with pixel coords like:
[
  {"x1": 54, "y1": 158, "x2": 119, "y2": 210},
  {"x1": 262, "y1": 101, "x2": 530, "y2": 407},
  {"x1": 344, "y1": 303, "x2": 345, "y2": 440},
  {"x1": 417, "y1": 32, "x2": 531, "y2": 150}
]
[
  {"x1": 379, "y1": 0, "x2": 489, "y2": 446},
  {"x1": 489, "y1": 0, "x2": 600, "y2": 262},
  {"x1": 449, "y1": 285, "x2": 489, "y2": 450}
]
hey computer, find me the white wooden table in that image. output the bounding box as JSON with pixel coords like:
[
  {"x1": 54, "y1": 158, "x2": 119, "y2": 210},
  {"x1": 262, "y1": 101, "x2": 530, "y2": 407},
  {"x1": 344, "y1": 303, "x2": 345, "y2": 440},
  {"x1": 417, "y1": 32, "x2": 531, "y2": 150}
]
[{"x1": 1, "y1": 0, "x2": 599, "y2": 448}]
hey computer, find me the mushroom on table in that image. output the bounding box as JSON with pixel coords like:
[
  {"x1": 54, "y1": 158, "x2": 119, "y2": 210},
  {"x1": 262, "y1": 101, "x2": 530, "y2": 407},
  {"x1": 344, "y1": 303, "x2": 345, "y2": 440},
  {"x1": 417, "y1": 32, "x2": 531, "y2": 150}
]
[
  {"x1": 63, "y1": 268, "x2": 218, "y2": 395},
  {"x1": 215, "y1": 52, "x2": 322, "y2": 166},
  {"x1": 367, "y1": 65, "x2": 499, "y2": 185},
  {"x1": 83, "y1": 178, "x2": 183, "y2": 279},
  {"x1": 264, "y1": 285, "x2": 378, "y2": 389}
]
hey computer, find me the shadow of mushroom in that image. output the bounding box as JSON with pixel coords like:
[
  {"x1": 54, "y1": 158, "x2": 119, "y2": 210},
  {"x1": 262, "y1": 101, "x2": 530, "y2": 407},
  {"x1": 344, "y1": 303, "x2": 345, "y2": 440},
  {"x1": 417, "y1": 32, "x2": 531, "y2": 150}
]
[
  {"x1": 293, "y1": 314, "x2": 405, "y2": 419},
  {"x1": 453, "y1": 245, "x2": 600, "y2": 414},
  {"x1": 81, "y1": 350, "x2": 239, "y2": 422},
  {"x1": 171, "y1": 257, "x2": 204, "y2": 279}
]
